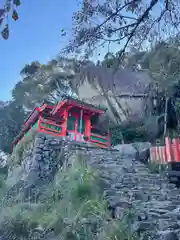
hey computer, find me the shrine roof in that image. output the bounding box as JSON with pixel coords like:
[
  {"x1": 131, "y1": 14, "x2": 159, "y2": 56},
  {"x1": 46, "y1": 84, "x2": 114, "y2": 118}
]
[{"x1": 61, "y1": 95, "x2": 107, "y2": 112}]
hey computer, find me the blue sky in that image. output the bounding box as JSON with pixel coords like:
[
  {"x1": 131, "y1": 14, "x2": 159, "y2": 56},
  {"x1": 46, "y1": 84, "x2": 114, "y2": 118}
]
[
  {"x1": 0, "y1": 0, "x2": 79, "y2": 101},
  {"x1": 1, "y1": 0, "x2": 154, "y2": 101}
]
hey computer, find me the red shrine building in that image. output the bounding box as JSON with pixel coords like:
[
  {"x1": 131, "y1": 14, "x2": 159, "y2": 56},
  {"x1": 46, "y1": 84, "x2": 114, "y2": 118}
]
[{"x1": 12, "y1": 96, "x2": 111, "y2": 150}]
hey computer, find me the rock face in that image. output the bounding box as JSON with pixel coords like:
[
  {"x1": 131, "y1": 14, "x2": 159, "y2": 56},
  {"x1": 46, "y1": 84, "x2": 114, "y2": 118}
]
[
  {"x1": 76, "y1": 66, "x2": 153, "y2": 124},
  {"x1": 6, "y1": 134, "x2": 180, "y2": 239}
]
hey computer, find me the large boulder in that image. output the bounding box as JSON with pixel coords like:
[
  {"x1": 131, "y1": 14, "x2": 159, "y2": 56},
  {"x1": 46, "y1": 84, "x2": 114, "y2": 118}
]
[
  {"x1": 132, "y1": 141, "x2": 151, "y2": 164},
  {"x1": 113, "y1": 143, "x2": 137, "y2": 158},
  {"x1": 113, "y1": 141, "x2": 151, "y2": 164},
  {"x1": 132, "y1": 141, "x2": 151, "y2": 152}
]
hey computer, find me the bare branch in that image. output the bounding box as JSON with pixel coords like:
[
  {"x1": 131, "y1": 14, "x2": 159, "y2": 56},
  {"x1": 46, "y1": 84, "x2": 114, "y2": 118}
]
[
  {"x1": 57, "y1": 0, "x2": 180, "y2": 89},
  {"x1": 121, "y1": 0, "x2": 161, "y2": 55},
  {"x1": 92, "y1": 0, "x2": 140, "y2": 31}
]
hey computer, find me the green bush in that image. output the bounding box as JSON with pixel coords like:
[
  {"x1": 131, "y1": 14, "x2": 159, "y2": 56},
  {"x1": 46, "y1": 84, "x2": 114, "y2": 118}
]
[
  {"x1": 148, "y1": 161, "x2": 167, "y2": 173},
  {"x1": 111, "y1": 121, "x2": 147, "y2": 146},
  {"x1": 0, "y1": 204, "x2": 39, "y2": 239}
]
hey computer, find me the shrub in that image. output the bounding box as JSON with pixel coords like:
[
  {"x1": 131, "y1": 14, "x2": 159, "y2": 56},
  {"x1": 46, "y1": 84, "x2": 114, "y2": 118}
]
[
  {"x1": 148, "y1": 161, "x2": 167, "y2": 173},
  {"x1": 111, "y1": 121, "x2": 147, "y2": 146}
]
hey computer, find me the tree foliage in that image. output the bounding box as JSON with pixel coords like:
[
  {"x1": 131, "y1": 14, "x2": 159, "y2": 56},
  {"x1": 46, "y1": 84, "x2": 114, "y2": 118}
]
[
  {"x1": 100, "y1": 50, "x2": 146, "y2": 69},
  {"x1": 12, "y1": 58, "x2": 81, "y2": 110},
  {"x1": 0, "y1": 101, "x2": 26, "y2": 153},
  {"x1": 111, "y1": 121, "x2": 147, "y2": 146}
]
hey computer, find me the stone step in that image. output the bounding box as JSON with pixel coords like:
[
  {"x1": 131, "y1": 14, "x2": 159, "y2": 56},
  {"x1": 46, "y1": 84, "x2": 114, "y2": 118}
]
[
  {"x1": 100, "y1": 171, "x2": 120, "y2": 178},
  {"x1": 91, "y1": 163, "x2": 122, "y2": 169},
  {"x1": 103, "y1": 189, "x2": 118, "y2": 197},
  {"x1": 132, "y1": 220, "x2": 157, "y2": 233},
  {"x1": 108, "y1": 198, "x2": 133, "y2": 208},
  {"x1": 99, "y1": 175, "x2": 113, "y2": 182},
  {"x1": 132, "y1": 177, "x2": 165, "y2": 183},
  {"x1": 90, "y1": 153, "x2": 120, "y2": 157},
  {"x1": 122, "y1": 172, "x2": 154, "y2": 177},
  {"x1": 141, "y1": 200, "x2": 178, "y2": 210},
  {"x1": 90, "y1": 158, "x2": 121, "y2": 163},
  {"x1": 135, "y1": 183, "x2": 162, "y2": 189}
]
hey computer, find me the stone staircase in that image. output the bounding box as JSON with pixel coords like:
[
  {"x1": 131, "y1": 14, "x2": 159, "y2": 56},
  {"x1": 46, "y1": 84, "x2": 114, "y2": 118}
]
[{"x1": 69, "y1": 146, "x2": 180, "y2": 239}]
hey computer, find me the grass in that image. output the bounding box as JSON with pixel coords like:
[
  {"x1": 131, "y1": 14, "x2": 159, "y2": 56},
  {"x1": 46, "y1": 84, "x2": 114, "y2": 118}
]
[
  {"x1": 147, "y1": 161, "x2": 167, "y2": 173},
  {"x1": 0, "y1": 154, "x2": 138, "y2": 240}
]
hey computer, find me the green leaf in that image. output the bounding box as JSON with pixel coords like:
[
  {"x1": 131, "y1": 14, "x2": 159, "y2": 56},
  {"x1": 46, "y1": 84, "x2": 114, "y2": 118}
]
[
  {"x1": 13, "y1": 0, "x2": 21, "y2": 6},
  {"x1": 1, "y1": 24, "x2": 9, "y2": 40},
  {"x1": 12, "y1": 9, "x2": 19, "y2": 21}
]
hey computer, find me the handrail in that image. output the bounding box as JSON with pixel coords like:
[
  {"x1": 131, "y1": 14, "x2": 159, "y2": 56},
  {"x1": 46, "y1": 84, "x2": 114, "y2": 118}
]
[
  {"x1": 40, "y1": 128, "x2": 63, "y2": 137},
  {"x1": 90, "y1": 138, "x2": 107, "y2": 145},
  {"x1": 90, "y1": 133, "x2": 108, "y2": 140},
  {"x1": 95, "y1": 143, "x2": 107, "y2": 148},
  {"x1": 39, "y1": 125, "x2": 62, "y2": 134},
  {"x1": 40, "y1": 119, "x2": 63, "y2": 128},
  {"x1": 39, "y1": 119, "x2": 62, "y2": 134}
]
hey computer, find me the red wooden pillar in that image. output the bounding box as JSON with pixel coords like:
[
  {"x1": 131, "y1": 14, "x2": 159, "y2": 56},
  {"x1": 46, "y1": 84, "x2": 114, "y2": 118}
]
[
  {"x1": 62, "y1": 109, "x2": 68, "y2": 136},
  {"x1": 172, "y1": 138, "x2": 180, "y2": 162},
  {"x1": 38, "y1": 116, "x2": 42, "y2": 131},
  {"x1": 85, "y1": 115, "x2": 91, "y2": 140},
  {"x1": 107, "y1": 131, "x2": 111, "y2": 147},
  {"x1": 165, "y1": 137, "x2": 172, "y2": 163}
]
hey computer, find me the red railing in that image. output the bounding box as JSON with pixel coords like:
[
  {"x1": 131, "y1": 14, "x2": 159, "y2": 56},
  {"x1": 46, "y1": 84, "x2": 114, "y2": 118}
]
[
  {"x1": 39, "y1": 119, "x2": 63, "y2": 136},
  {"x1": 90, "y1": 132, "x2": 109, "y2": 147},
  {"x1": 150, "y1": 137, "x2": 180, "y2": 164}
]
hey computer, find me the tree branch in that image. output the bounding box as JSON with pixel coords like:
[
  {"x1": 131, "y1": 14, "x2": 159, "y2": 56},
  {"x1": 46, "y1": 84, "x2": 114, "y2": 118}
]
[
  {"x1": 93, "y1": 0, "x2": 140, "y2": 33},
  {"x1": 122, "y1": 0, "x2": 160, "y2": 54}
]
